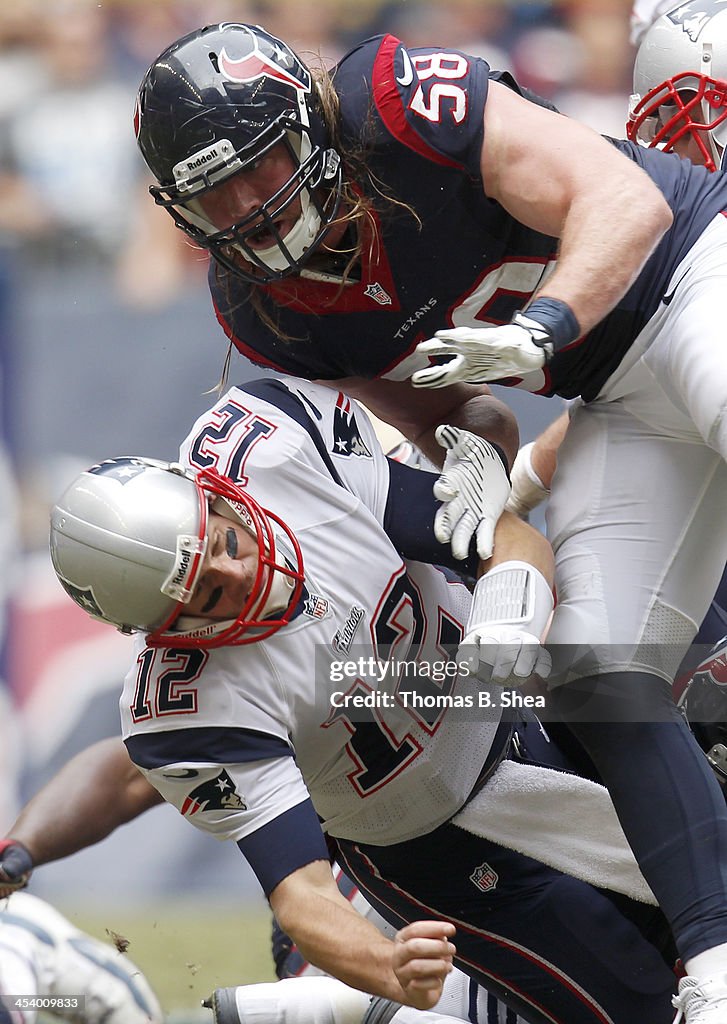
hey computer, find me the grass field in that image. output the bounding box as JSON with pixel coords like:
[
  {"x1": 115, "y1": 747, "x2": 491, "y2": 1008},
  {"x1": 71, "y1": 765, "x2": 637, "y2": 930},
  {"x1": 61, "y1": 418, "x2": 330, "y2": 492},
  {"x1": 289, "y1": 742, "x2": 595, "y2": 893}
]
[{"x1": 67, "y1": 903, "x2": 278, "y2": 1019}]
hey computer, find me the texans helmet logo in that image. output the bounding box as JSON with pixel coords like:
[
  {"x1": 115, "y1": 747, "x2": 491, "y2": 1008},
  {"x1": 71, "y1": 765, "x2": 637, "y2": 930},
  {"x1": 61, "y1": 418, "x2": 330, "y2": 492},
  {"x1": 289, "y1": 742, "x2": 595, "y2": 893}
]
[
  {"x1": 693, "y1": 641, "x2": 727, "y2": 687},
  {"x1": 218, "y1": 34, "x2": 310, "y2": 92}
]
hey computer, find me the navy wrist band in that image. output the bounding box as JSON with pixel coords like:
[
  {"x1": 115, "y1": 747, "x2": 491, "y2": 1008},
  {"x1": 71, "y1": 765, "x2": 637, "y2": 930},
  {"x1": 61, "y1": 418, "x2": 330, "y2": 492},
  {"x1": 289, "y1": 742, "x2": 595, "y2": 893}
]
[{"x1": 519, "y1": 297, "x2": 580, "y2": 353}]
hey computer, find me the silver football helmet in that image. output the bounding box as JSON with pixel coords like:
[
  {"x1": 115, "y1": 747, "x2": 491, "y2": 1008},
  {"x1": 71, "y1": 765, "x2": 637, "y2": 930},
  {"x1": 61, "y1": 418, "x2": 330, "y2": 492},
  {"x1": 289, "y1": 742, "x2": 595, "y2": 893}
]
[
  {"x1": 49, "y1": 458, "x2": 304, "y2": 648},
  {"x1": 628, "y1": 1, "x2": 727, "y2": 171}
]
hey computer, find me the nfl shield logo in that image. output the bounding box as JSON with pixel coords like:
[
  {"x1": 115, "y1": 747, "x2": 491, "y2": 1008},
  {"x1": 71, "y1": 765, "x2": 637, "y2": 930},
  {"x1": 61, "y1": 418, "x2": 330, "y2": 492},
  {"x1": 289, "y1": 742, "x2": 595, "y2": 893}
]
[
  {"x1": 364, "y1": 282, "x2": 392, "y2": 306},
  {"x1": 470, "y1": 862, "x2": 499, "y2": 892},
  {"x1": 305, "y1": 595, "x2": 330, "y2": 620}
]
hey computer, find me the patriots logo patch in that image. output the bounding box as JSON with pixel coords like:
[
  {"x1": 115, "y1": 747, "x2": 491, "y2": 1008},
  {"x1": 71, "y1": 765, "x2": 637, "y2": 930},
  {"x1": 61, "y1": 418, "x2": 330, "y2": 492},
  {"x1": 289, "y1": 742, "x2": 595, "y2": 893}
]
[
  {"x1": 668, "y1": 0, "x2": 727, "y2": 41},
  {"x1": 332, "y1": 394, "x2": 372, "y2": 459},
  {"x1": 181, "y1": 770, "x2": 246, "y2": 816}
]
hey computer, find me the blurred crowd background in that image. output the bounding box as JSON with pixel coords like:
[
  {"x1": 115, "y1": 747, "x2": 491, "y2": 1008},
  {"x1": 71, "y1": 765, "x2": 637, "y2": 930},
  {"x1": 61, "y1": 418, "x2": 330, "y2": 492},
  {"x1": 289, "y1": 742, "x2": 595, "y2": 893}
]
[{"x1": 0, "y1": 0, "x2": 639, "y2": 918}]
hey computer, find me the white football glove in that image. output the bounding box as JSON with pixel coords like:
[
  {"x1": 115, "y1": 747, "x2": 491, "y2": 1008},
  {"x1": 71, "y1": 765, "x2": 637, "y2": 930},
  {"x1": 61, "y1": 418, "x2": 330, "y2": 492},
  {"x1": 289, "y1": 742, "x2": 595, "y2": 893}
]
[
  {"x1": 460, "y1": 561, "x2": 554, "y2": 686},
  {"x1": 412, "y1": 320, "x2": 549, "y2": 389},
  {"x1": 504, "y1": 441, "x2": 550, "y2": 519},
  {"x1": 460, "y1": 625, "x2": 552, "y2": 684},
  {"x1": 433, "y1": 424, "x2": 511, "y2": 561}
]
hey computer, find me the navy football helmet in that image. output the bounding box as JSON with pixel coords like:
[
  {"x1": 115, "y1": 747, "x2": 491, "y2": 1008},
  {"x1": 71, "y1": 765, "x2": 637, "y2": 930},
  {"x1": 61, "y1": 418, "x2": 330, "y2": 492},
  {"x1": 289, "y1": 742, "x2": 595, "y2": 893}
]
[
  {"x1": 134, "y1": 23, "x2": 342, "y2": 283},
  {"x1": 679, "y1": 635, "x2": 727, "y2": 786}
]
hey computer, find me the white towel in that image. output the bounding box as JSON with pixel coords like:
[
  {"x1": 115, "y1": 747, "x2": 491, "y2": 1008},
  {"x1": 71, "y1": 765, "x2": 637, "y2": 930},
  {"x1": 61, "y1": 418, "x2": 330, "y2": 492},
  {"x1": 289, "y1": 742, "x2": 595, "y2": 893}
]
[{"x1": 452, "y1": 760, "x2": 657, "y2": 905}]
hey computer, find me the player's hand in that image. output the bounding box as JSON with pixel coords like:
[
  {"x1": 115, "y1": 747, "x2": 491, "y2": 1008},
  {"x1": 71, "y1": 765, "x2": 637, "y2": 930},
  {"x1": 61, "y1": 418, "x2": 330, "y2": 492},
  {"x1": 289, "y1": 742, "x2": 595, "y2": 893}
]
[
  {"x1": 433, "y1": 424, "x2": 511, "y2": 561},
  {"x1": 412, "y1": 323, "x2": 547, "y2": 389},
  {"x1": 0, "y1": 840, "x2": 34, "y2": 898},
  {"x1": 392, "y1": 920, "x2": 456, "y2": 1010},
  {"x1": 460, "y1": 624, "x2": 552, "y2": 685},
  {"x1": 505, "y1": 441, "x2": 550, "y2": 519}
]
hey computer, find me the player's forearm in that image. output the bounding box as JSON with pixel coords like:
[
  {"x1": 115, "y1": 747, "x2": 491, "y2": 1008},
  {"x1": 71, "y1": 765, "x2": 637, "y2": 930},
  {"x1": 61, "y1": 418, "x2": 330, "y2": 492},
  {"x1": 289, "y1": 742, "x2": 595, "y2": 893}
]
[
  {"x1": 6, "y1": 738, "x2": 162, "y2": 865},
  {"x1": 270, "y1": 863, "x2": 453, "y2": 1009},
  {"x1": 482, "y1": 510, "x2": 554, "y2": 584},
  {"x1": 483, "y1": 82, "x2": 673, "y2": 340},
  {"x1": 334, "y1": 378, "x2": 519, "y2": 470},
  {"x1": 530, "y1": 409, "x2": 570, "y2": 489},
  {"x1": 412, "y1": 390, "x2": 519, "y2": 470},
  {"x1": 272, "y1": 873, "x2": 401, "y2": 1000},
  {"x1": 295, "y1": 915, "x2": 404, "y2": 1000},
  {"x1": 533, "y1": 175, "x2": 671, "y2": 337}
]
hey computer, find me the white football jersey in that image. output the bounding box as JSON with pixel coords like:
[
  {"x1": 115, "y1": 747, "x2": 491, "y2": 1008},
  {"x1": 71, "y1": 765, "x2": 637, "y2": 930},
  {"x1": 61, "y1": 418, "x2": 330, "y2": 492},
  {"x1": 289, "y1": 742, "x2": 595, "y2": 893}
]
[
  {"x1": 120, "y1": 378, "x2": 501, "y2": 854},
  {"x1": 0, "y1": 893, "x2": 164, "y2": 1024}
]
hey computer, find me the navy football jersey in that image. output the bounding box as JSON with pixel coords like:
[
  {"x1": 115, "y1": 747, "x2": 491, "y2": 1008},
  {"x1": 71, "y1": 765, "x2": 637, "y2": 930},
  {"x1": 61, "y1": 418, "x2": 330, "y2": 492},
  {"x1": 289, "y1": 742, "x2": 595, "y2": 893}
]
[{"x1": 210, "y1": 33, "x2": 727, "y2": 401}]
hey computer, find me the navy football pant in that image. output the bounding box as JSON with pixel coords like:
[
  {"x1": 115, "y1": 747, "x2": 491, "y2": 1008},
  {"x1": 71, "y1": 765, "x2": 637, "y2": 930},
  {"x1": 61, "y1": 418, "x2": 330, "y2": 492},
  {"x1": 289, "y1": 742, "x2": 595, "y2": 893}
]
[
  {"x1": 550, "y1": 671, "x2": 727, "y2": 962},
  {"x1": 335, "y1": 716, "x2": 676, "y2": 1024}
]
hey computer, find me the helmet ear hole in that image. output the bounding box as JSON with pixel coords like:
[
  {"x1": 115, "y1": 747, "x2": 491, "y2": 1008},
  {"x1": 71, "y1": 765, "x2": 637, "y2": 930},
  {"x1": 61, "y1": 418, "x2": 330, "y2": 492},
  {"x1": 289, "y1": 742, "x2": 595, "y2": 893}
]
[{"x1": 209, "y1": 51, "x2": 220, "y2": 73}]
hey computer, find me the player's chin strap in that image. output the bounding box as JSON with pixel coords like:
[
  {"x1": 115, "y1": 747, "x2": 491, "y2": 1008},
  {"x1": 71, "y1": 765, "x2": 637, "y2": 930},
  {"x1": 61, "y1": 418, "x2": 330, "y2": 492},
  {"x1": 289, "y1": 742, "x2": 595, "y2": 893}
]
[
  {"x1": 172, "y1": 495, "x2": 297, "y2": 639},
  {"x1": 212, "y1": 494, "x2": 298, "y2": 616},
  {"x1": 174, "y1": 564, "x2": 296, "y2": 639},
  {"x1": 174, "y1": 569, "x2": 296, "y2": 639}
]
